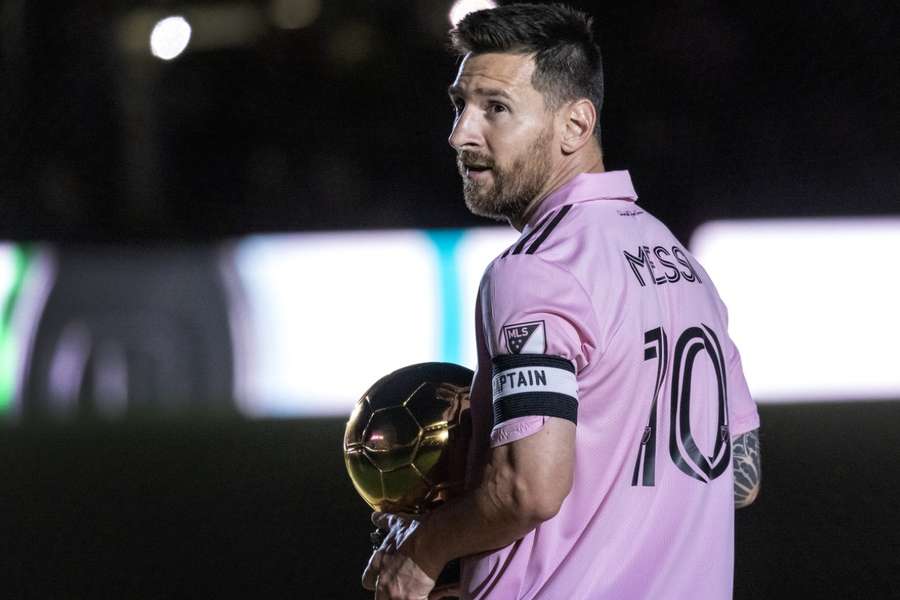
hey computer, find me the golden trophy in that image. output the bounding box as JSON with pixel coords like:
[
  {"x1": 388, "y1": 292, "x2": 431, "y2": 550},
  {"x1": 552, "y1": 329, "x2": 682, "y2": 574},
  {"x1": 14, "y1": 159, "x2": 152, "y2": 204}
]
[{"x1": 344, "y1": 362, "x2": 473, "y2": 590}]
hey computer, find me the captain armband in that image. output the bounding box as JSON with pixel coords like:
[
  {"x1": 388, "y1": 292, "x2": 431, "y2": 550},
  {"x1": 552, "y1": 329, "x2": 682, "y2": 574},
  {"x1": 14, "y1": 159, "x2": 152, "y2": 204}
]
[{"x1": 491, "y1": 354, "x2": 578, "y2": 426}]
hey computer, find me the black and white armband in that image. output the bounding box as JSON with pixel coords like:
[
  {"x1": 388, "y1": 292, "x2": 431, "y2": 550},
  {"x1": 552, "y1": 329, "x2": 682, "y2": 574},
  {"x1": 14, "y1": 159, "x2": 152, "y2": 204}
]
[{"x1": 491, "y1": 354, "x2": 579, "y2": 425}]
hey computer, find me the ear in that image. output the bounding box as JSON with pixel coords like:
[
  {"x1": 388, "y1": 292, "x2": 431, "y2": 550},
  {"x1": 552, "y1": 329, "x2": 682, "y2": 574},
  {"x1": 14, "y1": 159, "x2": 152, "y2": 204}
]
[{"x1": 559, "y1": 99, "x2": 597, "y2": 155}]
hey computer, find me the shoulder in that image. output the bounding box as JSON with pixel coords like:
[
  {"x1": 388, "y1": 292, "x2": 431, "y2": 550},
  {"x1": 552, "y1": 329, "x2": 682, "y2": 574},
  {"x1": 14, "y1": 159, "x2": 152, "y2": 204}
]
[
  {"x1": 496, "y1": 203, "x2": 584, "y2": 261},
  {"x1": 479, "y1": 252, "x2": 594, "y2": 343},
  {"x1": 484, "y1": 249, "x2": 580, "y2": 295},
  {"x1": 483, "y1": 204, "x2": 596, "y2": 294}
]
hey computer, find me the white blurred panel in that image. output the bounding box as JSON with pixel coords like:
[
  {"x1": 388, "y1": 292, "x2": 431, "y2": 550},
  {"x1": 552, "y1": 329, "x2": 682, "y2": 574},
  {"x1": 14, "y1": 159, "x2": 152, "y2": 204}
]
[
  {"x1": 691, "y1": 218, "x2": 900, "y2": 402},
  {"x1": 0, "y1": 244, "x2": 15, "y2": 302},
  {"x1": 455, "y1": 228, "x2": 519, "y2": 369},
  {"x1": 233, "y1": 232, "x2": 439, "y2": 416}
]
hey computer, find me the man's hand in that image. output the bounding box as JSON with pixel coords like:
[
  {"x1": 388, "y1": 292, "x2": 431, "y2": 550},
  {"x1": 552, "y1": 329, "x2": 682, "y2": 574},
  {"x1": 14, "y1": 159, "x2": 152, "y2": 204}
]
[
  {"x1": 362, "y1": 416, "x2": 576, "y2": 599},
  {"x1": 362, "y1": 512, "x2": 440, "y2": 600}
]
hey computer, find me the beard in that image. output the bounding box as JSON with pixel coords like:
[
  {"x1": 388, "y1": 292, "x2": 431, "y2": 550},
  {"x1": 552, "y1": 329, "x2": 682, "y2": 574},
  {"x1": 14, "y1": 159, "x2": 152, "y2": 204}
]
[{"x1": 457, "y1": 127, "x2": 554, "y2": 224}]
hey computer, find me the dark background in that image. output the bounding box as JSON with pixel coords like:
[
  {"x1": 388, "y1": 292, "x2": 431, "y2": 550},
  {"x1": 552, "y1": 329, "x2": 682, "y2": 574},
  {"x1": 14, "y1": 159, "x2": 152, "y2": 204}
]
[
  {"x1": 3, "y1": 403, "x2": 900, "y2": 598},
  {"x1": 1, "y1": 0, "x2": 897, "y2": 243},
  {"x1": 1, "y1": 0, "x2": 899, "y2": 598}
]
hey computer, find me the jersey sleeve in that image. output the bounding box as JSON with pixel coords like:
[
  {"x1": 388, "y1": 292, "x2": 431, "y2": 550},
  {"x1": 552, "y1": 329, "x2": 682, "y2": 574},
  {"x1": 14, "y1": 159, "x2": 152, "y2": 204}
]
[
  {"x1": 716, "y1": 301, "x2": 760, "y2": 437},
  {"x1": 725, "y1": 336, "x2": 759, "y2": 437},
  {"x1": 480, "y1": 255, "x2": 597, "y2": 448}
]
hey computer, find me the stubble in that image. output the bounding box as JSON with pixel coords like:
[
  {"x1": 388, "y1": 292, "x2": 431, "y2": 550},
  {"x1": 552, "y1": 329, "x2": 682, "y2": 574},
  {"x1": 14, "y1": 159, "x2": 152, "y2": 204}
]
[{"x1": 458, "y1": 127, "x2": 554, "y2": 225}]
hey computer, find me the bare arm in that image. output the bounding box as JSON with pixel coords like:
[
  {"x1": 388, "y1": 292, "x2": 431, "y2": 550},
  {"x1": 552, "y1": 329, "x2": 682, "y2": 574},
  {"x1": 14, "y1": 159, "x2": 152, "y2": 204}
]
[
  {"x1": 732, "y1": 428, "x2": 761, "y2": 508},
  {"x1": 407, "y1": 417, "x2": 576, "y2": 579}
]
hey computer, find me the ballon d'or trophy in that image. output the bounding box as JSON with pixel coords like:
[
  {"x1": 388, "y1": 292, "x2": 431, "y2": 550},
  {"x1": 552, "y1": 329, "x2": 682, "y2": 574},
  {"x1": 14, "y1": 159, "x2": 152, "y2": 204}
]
[{"x1": 344, "y1": 362, "x2": 473, "y2": 592}]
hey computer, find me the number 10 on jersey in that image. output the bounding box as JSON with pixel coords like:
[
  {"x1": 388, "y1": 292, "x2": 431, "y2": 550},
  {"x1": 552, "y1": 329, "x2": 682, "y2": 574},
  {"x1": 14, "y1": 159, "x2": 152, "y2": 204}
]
[{"x1": 632, "y1": 324, "x2": 731, "y2": 487}]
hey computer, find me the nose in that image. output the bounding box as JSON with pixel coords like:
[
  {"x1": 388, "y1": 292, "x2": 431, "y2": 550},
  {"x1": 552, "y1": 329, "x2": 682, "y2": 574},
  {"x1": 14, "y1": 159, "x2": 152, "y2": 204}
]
[{"x1": 448, "y1": 108, "x2": 482, "y2": 151}]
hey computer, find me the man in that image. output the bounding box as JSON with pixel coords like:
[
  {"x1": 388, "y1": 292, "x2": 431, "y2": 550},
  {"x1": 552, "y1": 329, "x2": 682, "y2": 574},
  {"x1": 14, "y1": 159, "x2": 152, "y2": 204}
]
[{"x1": 363, "y1": 4, "x2": 761, "y2": 599}]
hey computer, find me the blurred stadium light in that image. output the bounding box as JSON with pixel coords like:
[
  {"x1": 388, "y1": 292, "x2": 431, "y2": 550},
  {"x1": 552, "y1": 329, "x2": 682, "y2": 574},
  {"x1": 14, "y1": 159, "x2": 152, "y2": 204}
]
[
  {"x1": 3, "y1": 247, "x2": 236, "y2": 419},
  {"x1": 121, "y1": 5, "x2": 264, "y2": 58},
  {"x1": 4, "y1": 218, "x2": 899, "y2": 419},
  {"x1": 0, "y1": 243, "x2": 22, "y2": 412},
  {"x1": 229, "y1": 228, "x2": 517, "y2": 416},
  {"x1": 184, "y1": 4, "x2": 264, "y2": 50},
  {"x1": 150, "y1": 16, "x2": 192, "y2": 61},
  {"x1": 449, "y1": 0, "x2": 497, "y2": 27},
  {"x1": 1, "y1": 246, "x2": 51, "y2": 419},
  {"x1": 268, "y1": 0, "x2": 321, "y2": 30},
  {"x1": 691, "y1": 217, "x2": 900, "y2": 403},
  {"x1": 0, "y1": 244, "x2": 15, "y2": 307}
]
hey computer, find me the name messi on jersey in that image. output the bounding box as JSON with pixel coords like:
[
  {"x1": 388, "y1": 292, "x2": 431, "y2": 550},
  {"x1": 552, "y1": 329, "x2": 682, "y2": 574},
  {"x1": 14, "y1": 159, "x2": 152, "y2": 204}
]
[
  {"x1": 623, "y1": 245, "x2": 702, "y2": 287},
  {"x1": 493, "y1": 368, "x2": 548, "y2": 394}
]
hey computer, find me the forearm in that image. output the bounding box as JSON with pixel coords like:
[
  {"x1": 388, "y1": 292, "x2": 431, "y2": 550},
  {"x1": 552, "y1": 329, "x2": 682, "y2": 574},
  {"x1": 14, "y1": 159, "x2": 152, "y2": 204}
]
[
  {"x1": 403, "y1": 420, "x2": 575, "y2": 579},
  {"x1": 733, "y1": 428, "x2": 761, "y2": 508}
]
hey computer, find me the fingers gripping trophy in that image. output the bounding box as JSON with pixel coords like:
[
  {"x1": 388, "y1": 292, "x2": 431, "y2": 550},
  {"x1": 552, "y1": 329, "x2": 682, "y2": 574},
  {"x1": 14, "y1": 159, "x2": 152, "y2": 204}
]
[{"x1": 343, "y1": 363, "x2": 473, "y2": 596}]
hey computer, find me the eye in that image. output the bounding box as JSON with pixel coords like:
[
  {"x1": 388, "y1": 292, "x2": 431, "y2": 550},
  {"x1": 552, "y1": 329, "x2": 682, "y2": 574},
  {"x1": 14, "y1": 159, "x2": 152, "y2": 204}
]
[
  {"x1": 450, "y1": 98, "x2": 465, "y2": 114},
  {"x1": 488, "y1": 102, "x2": 508, "y2": 115}
]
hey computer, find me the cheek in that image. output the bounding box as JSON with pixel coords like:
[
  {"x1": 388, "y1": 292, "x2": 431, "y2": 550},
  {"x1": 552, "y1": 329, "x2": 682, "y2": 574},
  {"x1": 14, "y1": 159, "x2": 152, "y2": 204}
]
[
  {"x1": 491, "y1": 119, "x2": 550, "y2": 160},
  {"x1": 486, "y1": 131, "x2": 524, "y2": 167}
]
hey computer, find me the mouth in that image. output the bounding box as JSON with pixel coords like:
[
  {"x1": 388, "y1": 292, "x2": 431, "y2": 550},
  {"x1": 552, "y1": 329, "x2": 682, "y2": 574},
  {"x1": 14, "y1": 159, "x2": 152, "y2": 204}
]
[{"x1": 463, "y1": 163, "x2": 493, "y2": 180}]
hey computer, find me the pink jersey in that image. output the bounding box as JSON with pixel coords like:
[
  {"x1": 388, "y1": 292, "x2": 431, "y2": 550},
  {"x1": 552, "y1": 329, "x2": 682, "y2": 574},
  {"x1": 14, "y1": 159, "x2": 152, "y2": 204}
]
[{"x1": 460, "y1": 171, "x2": 760, "y2": 600}]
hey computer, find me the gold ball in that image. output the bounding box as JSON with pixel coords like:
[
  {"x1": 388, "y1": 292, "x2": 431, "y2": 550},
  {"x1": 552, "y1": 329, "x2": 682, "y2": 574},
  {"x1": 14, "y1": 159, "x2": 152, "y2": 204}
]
[{"x1": 343, "y1": 363, "x2": 473, "y2": 513}]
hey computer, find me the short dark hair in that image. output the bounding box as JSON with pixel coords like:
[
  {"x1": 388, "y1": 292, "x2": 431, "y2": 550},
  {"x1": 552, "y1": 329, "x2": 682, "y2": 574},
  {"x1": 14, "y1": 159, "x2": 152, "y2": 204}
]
[{"x1": 450, "y1": 3, "x2": 604, "y2": 137}]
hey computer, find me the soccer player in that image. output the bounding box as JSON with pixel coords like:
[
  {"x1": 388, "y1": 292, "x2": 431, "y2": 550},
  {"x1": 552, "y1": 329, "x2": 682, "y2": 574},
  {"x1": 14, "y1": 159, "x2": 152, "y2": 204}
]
[{"x1": 363, "y1": 4, "x2": 761, "y2": 599}]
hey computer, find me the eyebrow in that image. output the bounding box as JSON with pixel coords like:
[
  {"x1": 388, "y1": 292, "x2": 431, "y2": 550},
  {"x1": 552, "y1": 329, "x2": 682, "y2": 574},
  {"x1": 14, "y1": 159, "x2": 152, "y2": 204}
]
[{"x1": 447, "y1": 85, "x2": 514, "y2": 101}]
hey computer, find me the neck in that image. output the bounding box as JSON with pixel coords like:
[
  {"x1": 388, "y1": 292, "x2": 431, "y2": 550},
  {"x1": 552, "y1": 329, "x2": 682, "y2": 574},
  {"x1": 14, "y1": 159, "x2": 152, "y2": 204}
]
[{"x1": 511, "y1": 148, "x2": 605, "y2": 231}]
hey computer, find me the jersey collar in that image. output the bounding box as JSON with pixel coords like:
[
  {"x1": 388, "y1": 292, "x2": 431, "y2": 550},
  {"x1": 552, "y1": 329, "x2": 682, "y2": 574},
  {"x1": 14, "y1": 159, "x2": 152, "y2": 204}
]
[{"x1": 524, "y1": 170, "x2": 638, "y2": 233}]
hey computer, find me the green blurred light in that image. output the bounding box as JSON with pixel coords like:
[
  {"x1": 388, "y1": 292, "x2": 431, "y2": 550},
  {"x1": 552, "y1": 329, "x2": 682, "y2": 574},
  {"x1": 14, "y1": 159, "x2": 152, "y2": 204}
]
[{"x1": 0, "y1": 244, "x2": 31, "y2": 413}]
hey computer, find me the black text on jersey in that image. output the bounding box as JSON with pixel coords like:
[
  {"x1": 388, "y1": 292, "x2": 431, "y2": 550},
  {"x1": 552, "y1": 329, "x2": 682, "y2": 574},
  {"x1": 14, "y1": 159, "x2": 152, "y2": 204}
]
[
  {"x1": 623, "y1": 245, "x2": 702, "y2": 287},
  {"x1": 494, "y1": 368, "x2": 548, "y2": 393}
]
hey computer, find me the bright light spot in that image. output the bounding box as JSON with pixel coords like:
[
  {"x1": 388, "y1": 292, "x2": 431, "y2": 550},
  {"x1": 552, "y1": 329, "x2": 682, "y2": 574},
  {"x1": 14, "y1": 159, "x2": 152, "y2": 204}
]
[
  {"x1": 150, "y1": 16, "x2": 192, "y2": 61},
  {"x1": 449, "y1": 0, "x2": 496, "y2": 27},
  {"x1": 233, "y1": 232, "x2": 441, "y2": 416},
  {"x1": 690, "y1": 217, "x2": 900, "y2": 403},
  {"x1": 269, "y1": 0, "x2": 321, "y2": 30}
]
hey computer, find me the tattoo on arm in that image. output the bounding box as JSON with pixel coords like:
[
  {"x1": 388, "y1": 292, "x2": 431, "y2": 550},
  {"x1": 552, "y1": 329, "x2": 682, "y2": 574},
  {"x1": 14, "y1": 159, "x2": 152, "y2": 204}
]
[{"x1": 732, "y1": 428, "x2": 761, "y2": 509}]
